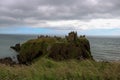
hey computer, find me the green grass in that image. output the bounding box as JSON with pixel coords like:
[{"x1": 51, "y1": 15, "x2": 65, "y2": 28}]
[
  {"x1": 0, "y1": 58, "x2": 120, "y2": 80},
  {"x1": 19, "y1": 38, "x2": 57, "y2": 63}
]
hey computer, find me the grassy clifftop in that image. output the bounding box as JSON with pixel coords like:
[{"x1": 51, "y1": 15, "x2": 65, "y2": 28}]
[
  {"x1": 17, "y1": 32, "x2": 93, "y2": 64},
  {"x1": 18, "y1": 38, "x2": 57, "y2": 64}
]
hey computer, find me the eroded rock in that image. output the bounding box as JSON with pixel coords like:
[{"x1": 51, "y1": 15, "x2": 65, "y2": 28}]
[
  {"x1": 11, "y1": 32, "x2": 93, "y2": 64},
  {"x1": 10, "y1": 43, "x2": 20, "y2": 52},
  {"x1": 0, "y1": 57, "x2": 16, "y2": 65}
]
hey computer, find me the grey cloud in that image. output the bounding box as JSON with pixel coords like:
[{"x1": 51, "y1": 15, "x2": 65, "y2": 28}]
[
  {"x1": 43, "y1": 26, "x2": 75, "y2": 30},
  {"x1": 0, "y1": 0, "x2": 120, "y2": 27}
]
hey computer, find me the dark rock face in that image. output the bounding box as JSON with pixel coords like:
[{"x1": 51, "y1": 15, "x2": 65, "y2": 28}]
[
  {"x1": 0, "y1": 57, "x2": 16, "y2": 65},
  {"x1": 48, "y1": 32, "x2": 93, "y2": 61},
  {"x1": 11, "y1": 32, "x2": 93, "y2": 64},
  {"x1": 17, "y1": 50, "x2": 43, "y2": 64},
  {"x1": 17, "y1": 40, "x2": 50, "y2": 64},
  {"x1": 10, "y1": 43, "x2": 20, "y2": 52},
  {"x1": 48, "y1": 43, "x2": 83, "y2": 60}
]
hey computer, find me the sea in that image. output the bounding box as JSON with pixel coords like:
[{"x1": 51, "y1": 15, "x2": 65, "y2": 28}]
[{"x1": 0, "y1": 34, "x2": 120, "y2": 62}]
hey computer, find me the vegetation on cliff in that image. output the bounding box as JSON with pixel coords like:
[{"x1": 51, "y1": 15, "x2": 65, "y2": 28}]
[{"x1": 15, "y1": 32, "x2": 93, "y2": 64}]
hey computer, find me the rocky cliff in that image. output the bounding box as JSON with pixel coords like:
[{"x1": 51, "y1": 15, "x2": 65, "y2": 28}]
[{"x1": 11, "y1": 32, "x2": 93, "y2": 64}]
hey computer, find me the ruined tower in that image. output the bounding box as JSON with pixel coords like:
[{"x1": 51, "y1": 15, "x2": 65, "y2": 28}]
[{"x1": 66, "y1": 31, "x2": 78, "y2": 42}]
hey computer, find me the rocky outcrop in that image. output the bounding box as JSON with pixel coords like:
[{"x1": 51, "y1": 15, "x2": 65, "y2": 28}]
[
  {"x1": 11, "y1": 32, "x2": 93, "y2": 64},
  {"x1": 48, "y1": 32, "x2": 93, "y2": 61},
  {"x1": 10, "y1": 43, "x2": 20, "y2": 52},
  {"x1": 17, "y1": 38, "x2": 56, "y2": 64},
  {"x1": 0, "y1": 57, "x2": 16, "y2": 65}
]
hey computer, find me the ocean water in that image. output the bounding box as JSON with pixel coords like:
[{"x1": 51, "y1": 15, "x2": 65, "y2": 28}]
[
  {"x1": 88, "y1": 36, "x2": 120, "y2": 61},
  {"x1": 0, "y1": 34, "x2": 36, "y2": 61},
  {"x1": 0, "y1": 34, "x2": 120, "y2": 61}
]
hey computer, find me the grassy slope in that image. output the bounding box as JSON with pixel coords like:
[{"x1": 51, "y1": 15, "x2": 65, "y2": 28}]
[
  {"x1": 19, "y1": 37, "x2": 93, "y2": 63},
  {"x1": 0, "y1": 58, "x2": 120, "y2": 80}
]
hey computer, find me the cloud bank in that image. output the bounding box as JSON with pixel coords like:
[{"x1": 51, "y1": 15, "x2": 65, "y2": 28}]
[{"x1": 0, "y1": 0, "x2": 120, "y2": 30}]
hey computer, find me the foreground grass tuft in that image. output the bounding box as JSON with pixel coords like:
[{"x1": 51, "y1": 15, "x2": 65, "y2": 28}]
[{"x1": 0, "y1": 58, "x2": 120, "y2": 80}]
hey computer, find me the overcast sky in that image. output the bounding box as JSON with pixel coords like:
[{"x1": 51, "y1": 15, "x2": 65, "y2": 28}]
[{"x1": 0, "y1": 0, "x2": 120, "y2": 35}]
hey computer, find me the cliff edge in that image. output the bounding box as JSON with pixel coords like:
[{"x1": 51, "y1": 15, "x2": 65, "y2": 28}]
[{"x1": 11, "y1": 32, "x2": 93, "y2": 64}]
